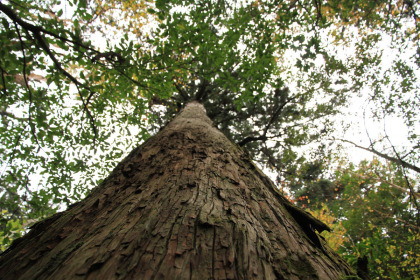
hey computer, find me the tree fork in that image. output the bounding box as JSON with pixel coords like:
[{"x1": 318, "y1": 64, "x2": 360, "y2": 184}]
[{"x1": 0, "y1": 102, "x2": 356, "y2": 279}]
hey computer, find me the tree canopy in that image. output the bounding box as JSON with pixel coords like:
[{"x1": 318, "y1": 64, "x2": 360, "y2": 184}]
[{"x1": 1, "y1": 0, "x2": 419, "y2": 277}]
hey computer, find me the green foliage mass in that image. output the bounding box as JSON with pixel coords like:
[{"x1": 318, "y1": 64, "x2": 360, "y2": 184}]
[
  {"x1": 0, "y1": 0, "x2": 419, "y2": 263},
  {"x1": 334, "y1": 161, "x2": 419, "y2": 280},
  {"x1": 296, "y1": 159, "x2": 419, "y2": 279}
]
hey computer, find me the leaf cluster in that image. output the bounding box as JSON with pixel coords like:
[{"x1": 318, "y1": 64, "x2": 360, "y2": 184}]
[{"x1": 298, "y1": 158, "x2": 419, "y2": 279}]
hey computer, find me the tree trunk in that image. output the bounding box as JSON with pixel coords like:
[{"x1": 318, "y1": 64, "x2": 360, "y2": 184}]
[{"x1": 0, "y1": 102, "x2": 356, "y2": 279}]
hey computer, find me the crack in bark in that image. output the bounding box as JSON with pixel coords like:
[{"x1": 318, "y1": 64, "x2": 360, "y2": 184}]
[
  {"x1": 153, "y1": 204, "x2": 185, "y2": 279},
  {"x1": 212, "y1": 225, "x2": 216, "y2": 279}
]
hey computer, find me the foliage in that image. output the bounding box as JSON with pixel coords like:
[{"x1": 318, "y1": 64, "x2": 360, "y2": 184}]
[
  {"x1": 301, "y1": 159, "x2": 419, "y2": 279},
  {"x1": 0, "y1": 0, "x2": 156, "y2": 249},
  {"x1": 0, "y1": 0, "x2": 419, "y2": 255},
  {"x1": 309, "y1": 203, "x2": 349, "y2": 252},
  {"x1": 0, "y1": 210, "x2": 26, "y2": 251},
  {"x1": 334, "y1": 160, "x2": 419, "y2": 280}
]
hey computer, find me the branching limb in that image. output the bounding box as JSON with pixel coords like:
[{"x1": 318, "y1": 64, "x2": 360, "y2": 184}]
[
  {"x1": 372, "y1": 208, "x2": 419, "y2": 231},
  {"x1": 1, "y1": 2, "x2": 99, "y2": 141},
  {"x1": 263, "y1": 88, "x2": 292, "y2": 136},
  {"x1": 195, "y1": 79, "x2": 209, "y2": 102},
  {"x1": 313, "y1": 0, "x2": 323, "y2": 26},
  {"x1": 174, "y1": 82, "x2": 189, "y2": 101},
  {"x1": 383, "y1": 119, "x2": 420, "y2": 223},
  {"x1": 238, "y1": 88, "x2": 293, "y2": 147},
  {"x1": 0, "y1": 2, "x2": 98, "y2": 54},
  {"x1": 349, "y1": 170, "x2": 420, "y2": 199},
  {"x1": 333, "y1": 138, "x2": 420, "y2": 174},
  {"x1": 238, "y1": 135, "x2": 267, "y2": 146},
  {"x1": 0, "y1": 110, "x2": 28, "y2": 122}
]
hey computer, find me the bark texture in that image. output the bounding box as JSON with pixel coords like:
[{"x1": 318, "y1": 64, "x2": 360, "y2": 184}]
[{"x1": 0, "y1": 102, "x2": 356, "y2": 279}]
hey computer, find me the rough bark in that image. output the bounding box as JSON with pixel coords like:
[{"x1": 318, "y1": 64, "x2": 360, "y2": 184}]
[{"x1": 0, "y1": 102, "x2": 356, "y2": 279}]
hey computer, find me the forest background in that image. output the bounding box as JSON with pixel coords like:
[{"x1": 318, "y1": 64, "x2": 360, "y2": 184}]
[{"x1": 0, "y1": 0, "x2": 419, "y2": 279}]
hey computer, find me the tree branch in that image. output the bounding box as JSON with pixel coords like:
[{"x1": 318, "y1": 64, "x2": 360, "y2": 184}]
[
  {"x1": 0, "y1": 65, "x2": 7, "y2": 97},
  {"x1": 1, "y1": 2, "x2": 98, "y2": 142},
  {"x1": 238, "y1": 135, "x2": 267, "y2": 146},
  {"x1": 383, "y1": 119, "x2": 420, "y2": 221},
  {"x1": 238, "y1": 88, "x2": 291, "y2": 147},
  {"x1": 0, "y1": 110, "x2": 28, "y2": 122},
  {"x1": 263, "y1": 88, "x2": 290, "y2": 136},
  {"x1": 14, "y1": 21, "x2": 41, "y2": 148},
  {"x1": 174, "y1": 82, "x2": 190, "y2": 101},
  {"x1": 0, "y1": 2, "x2": 97, "y2": 53},
  {"x1": 349, "y1": 170, "x2": 420, "y2": 199},
  {"x1": 334, "y1": 138, "x2": 420, "y2": 174},
  {"x1": 195, "y1": 79, "x2": 209, "y2": 102}
]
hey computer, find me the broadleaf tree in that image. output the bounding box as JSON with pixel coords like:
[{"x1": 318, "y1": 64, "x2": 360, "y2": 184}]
[
  {"x1": 0, "y1": 0, "x2": 419, "y2": 253},
  {"x1": 300, "y1": 159, "x2": 420, "y2": 279}
]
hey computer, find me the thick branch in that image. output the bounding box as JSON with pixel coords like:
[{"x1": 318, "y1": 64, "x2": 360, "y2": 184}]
[
  {"x1": 174, "y1": 83, "x2": 190, "y2": 101},
  {"x1": 238, "y1": 135, "x2": 267, "y2": 146},
  {"x1": 0, "y1": 66, "x2": 7, "y2": 97},
  {"x1": 238, "y1": 88, "x2": 292, "y2": 147},
  {"x1": 262, "y1": 89, "x2": 291, "y2": 136}
]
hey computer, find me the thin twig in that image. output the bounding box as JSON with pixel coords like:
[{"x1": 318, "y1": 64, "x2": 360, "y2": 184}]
[
  {"x1": 0, "y1": 125, "x2": 25, "y2": 178},
  {"x1": 14, "y1": 21, "x2": 41, "y2": 149},
  {"x1": 382, "y1": 111, "x2": 419, "y2": 224},
  {"x1": 363, "y1": 103, "x2": 374, "y2": 147},
  {"x1": 349, "y1": 170, "x2": 420, "y2": 199},
  {"x1": 0, "y1": 2, "x2": 99, "y2": 54},
  {"x1": 333, "y1": 138, "x2": 420, "y2": 174},
  {"x1": 2, "y1": 2, "x2": 102, "y2": 141}
]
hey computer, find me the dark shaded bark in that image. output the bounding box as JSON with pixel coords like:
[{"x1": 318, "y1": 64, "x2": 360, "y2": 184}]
[
  {"x1": 0, "y1": 102, "x2": 356, "y2": 279},
  {"x1": 357, "y1": 256, "x2": 370, "y2": 280}
]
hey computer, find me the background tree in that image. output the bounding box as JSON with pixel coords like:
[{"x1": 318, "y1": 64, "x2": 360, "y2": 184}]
[{"x1": 296, "y1": 158, "x2": 420, "y2": 279}]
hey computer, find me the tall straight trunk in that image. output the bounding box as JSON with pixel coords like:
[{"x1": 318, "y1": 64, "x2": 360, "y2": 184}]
[{"x1": 0, "y1": 102, "x2": 355, "y2": 279}]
